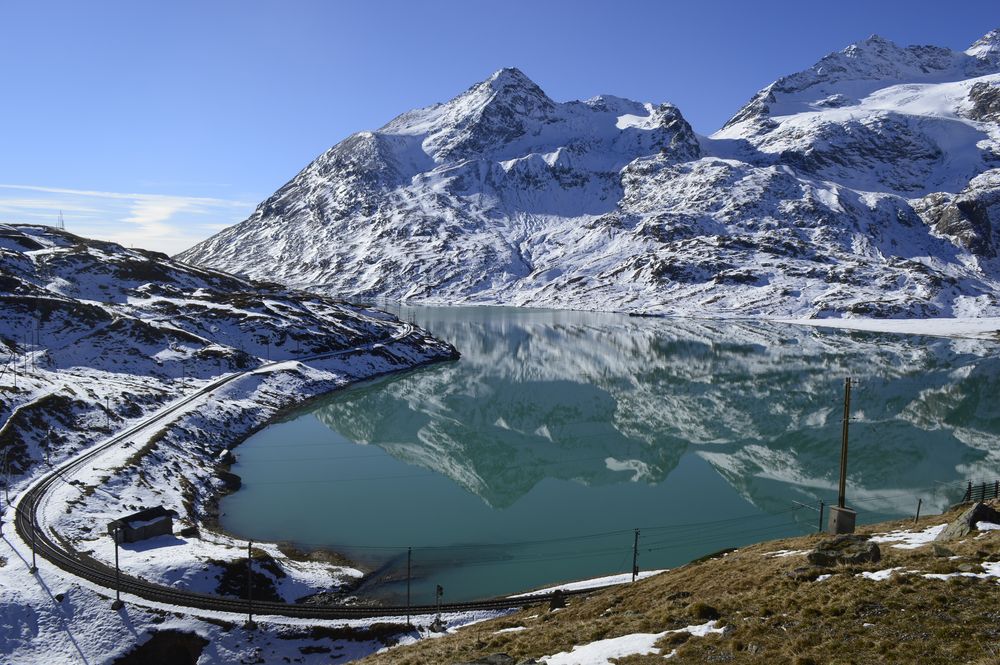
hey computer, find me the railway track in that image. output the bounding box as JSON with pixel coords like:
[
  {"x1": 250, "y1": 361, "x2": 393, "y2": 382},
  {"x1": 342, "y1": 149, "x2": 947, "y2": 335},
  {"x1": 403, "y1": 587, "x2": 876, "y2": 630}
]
[{"x1": 11, "y1": 323, "x2": 588, "y2": 620}]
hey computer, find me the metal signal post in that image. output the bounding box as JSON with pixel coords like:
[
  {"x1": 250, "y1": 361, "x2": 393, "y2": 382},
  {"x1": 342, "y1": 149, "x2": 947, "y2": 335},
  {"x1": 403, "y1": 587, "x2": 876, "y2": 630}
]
[
  {"x1": 246, "y1": 541, "x2": 256, "y2": 629},
  {"x1": 112, "y1": 526, "x2": 124, "y2": 609}
]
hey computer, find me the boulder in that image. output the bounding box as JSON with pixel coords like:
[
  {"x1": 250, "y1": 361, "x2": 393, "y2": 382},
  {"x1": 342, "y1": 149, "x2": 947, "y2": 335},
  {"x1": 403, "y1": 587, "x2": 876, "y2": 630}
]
[
  {"x1": 935, "y1": 502, "x2": 1000, "y2": 542},
  {"x1": 807, "y1": 535, "x2": 881, "y2": 567}
]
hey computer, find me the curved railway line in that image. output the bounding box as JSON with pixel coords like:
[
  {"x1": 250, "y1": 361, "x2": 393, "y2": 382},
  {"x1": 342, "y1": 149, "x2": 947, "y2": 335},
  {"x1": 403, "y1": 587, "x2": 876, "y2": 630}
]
[{"x1": 11, "y1": 323, "x2": 592, "y2": 620}]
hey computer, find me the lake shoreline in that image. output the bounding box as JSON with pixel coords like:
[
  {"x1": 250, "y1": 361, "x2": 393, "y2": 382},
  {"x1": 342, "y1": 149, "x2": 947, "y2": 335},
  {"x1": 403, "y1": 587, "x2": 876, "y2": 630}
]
[{"x1": 221, "y1": 305, "x2": 995, "y2": 603}]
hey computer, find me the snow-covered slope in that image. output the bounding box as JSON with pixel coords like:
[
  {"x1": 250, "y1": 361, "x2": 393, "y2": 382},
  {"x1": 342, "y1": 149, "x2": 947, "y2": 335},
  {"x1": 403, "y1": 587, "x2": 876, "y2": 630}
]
[
  {"x1": 0, "y1": 223, "x2": 455, "y2": 479},
  {"x1": 714, "y1": 32, "x2": 1000, "y2": 196},
  {"x1": 179, "y1": 32, "x2": 1000, "y2": 318},
  {"x1": 0, "y1": 224, "x2": 464, "y2": 663}
]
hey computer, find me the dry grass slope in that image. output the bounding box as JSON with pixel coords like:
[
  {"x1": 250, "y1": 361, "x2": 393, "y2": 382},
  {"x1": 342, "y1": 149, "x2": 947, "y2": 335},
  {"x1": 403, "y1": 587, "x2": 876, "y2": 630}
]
[{"x1": 357, "y1": 502, "x2": 1000, "y2": 664}]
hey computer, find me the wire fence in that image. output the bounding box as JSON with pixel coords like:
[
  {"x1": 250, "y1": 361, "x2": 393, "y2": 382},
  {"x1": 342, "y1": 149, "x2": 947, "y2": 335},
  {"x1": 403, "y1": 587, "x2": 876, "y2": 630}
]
[
  {"x1": 230, "y1": 477, "x2": 979, "y2": 603},
  {"x1": 7, "y1": 472, "x2": 987, "y2": 610}
]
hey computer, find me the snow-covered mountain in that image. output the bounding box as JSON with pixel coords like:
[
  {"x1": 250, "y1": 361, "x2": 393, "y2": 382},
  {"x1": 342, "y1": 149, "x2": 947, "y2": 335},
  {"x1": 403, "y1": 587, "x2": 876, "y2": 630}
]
[
  {"x1": 178, "y1": 31, "x2": 1000, "y2": 318},
  {"x1": 0, "y1": 223, "x2": 455, "y2": 478}
]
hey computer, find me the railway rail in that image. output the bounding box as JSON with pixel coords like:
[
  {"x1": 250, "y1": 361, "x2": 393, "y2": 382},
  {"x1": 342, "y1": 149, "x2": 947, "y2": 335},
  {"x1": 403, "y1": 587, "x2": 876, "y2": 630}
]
[{"x1": 10, "y1": 323, "x2": 593, "y2": 620}]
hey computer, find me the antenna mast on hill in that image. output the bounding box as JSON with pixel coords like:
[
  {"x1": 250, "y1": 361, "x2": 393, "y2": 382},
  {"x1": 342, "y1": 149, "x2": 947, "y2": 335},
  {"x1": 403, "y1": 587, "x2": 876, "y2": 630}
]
[{"x1": 58, "y1": 211, "x2": 65, "y2": 230}]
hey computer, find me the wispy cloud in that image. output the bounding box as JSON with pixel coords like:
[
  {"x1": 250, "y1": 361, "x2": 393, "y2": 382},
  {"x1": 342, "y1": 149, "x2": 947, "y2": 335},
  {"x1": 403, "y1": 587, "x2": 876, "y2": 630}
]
[{"x1": 0, "y1": 184, "x2": 255, "y2": 255}]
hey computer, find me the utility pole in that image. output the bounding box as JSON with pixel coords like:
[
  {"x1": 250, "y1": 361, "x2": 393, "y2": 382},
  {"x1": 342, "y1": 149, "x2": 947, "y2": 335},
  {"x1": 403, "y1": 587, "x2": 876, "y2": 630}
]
[
  {"x1": 2, "y1": 453, "x2": 9, "y2": 505},
  {"x1": 112, "y1": 526, "x2": 124, "y2": 609},
  {"x1": 828, "y1": 377, "x2": 857, "y2": 534},
  {"x1": 631, "y1": 529, "x2": 640, "y2": 582},
  {"x1": 1, "y1": 448, "x2": 7, "y2": 509},
  {"x1": 29, "y1": 507, "x2": 38, "y2": 574},
  {"x1": 838, "y1": 376, "x2": 851, "y2": 509},
  {"x1": 406, "y1": 547, "x2": 412, "y2": 627},
  {"x1": 106, "y1": 396, "x2": 111, "y2": 433},
  {"x1": 245, "y1": 541, "x2": 255, "y2": 629}
]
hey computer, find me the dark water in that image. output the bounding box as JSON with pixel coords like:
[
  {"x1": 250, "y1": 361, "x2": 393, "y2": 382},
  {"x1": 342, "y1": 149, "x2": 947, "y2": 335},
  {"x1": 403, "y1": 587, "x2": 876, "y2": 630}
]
[{"x1": 221, "y1": 306, "x2": 1000, "y2": 602}]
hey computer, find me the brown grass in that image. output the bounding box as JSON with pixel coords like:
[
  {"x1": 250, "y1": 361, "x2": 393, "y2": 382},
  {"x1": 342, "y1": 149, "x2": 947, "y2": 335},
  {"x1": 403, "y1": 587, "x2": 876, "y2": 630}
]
[{"x1": 355, "y1": 502, "x2": 1000, "y2": 665}]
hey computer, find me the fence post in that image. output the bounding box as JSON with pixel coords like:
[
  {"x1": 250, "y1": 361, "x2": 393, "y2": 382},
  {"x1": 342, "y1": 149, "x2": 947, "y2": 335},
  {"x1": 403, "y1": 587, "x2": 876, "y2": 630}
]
[
  {"x1": 818, "y1": 501, "x2": 824, "y2": 532},
  {"x1": 964, "y1": 481, "x2": 972, "y2": 503},
  {"x1": 913, "y1": 498, "x2": 922, "y2": 526},
  {"x1": 995, "y1": 480, "x2": 998, "y2": 500},
  {"x1": 981, "y1": 482, "x2": 988, "y2": 502}
]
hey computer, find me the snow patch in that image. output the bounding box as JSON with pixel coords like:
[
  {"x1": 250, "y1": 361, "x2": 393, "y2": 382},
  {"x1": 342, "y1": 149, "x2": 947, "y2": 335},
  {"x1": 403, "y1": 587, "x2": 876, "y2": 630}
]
[{"x1": 870, "y1": 524, "x2": 947, "y2": 549}]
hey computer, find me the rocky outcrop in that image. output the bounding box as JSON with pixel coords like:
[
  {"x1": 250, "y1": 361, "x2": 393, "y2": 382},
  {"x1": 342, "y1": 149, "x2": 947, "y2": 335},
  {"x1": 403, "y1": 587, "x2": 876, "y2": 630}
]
[
  {"x1": 913, "y1": 170, "x2": 1000, "y2": 258},
  {"x1": 935, "y1": 502, "x2": 1000, "y2": 542},
  {"x1": 967, "y1": 81, "x2": 1000, "y2": 122},
  {"x1": 807, "y1": 535, "x2": 881, "y2": 566}
]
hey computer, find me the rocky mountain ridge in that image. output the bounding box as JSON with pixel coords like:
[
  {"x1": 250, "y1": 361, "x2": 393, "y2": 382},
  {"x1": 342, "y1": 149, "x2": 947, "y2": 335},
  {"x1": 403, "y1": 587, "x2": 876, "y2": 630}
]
[
  {"x1": 0, "y1": 223, "x2": 454, "y2": 478},
  {"x1": 178, "y1": 31, "x2": 1000, "y2": 318}
]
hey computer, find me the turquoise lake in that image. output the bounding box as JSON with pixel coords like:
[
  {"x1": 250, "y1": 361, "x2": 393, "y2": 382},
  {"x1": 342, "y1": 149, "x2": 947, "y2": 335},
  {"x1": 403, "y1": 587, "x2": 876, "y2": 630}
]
[{"x1": 220, "y1": 306, "x2": 1000, "y2": 603}]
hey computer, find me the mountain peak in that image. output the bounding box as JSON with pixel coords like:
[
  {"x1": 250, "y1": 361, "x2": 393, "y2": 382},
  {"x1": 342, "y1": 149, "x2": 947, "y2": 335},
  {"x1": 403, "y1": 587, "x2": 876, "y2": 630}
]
[
  {"x1": 476, "y1": 67, "x2": 552, "y2": 105},
  {"x1": 967, "y1": 28, "x2": 1000, "y2": 60},
  {"x1": 485, "y1": 67, "x2": 536, "y2": 88},
  {"x1": 842, "y1": 33, "x2": 902, "y2": 58},
  {"x1": 861, "y1": 33, "x2": 893, "y2": 45}
]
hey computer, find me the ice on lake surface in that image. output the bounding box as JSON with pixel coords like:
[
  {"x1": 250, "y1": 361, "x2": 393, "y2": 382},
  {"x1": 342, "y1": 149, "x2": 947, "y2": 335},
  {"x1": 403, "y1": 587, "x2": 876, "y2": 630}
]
[{"x1": 221, "y1": 306, "x2": 1000, "y2": 602}]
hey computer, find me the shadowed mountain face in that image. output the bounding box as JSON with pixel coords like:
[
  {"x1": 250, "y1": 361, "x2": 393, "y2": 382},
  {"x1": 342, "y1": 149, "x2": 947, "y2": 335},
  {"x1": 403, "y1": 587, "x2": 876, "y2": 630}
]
[{"x1": 309, "y1": 307, "x2": 1000, "y2": 514}]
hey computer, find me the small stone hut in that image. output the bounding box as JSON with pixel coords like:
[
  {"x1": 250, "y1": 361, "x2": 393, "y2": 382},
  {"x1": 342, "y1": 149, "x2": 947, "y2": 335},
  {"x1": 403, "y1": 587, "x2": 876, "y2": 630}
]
[{"x1": 107, "y1": 506, "x2": 176, "y2": 543}]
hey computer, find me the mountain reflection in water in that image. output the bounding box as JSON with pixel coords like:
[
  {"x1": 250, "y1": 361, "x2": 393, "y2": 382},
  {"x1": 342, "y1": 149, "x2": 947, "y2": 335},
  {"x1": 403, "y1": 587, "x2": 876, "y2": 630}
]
[
  {"x1": 318, "y1": 307, "x2": 1000, "y2": 514},
  {"x1": 222, "y1": 306, "x2": 1000, "y2": 601}
]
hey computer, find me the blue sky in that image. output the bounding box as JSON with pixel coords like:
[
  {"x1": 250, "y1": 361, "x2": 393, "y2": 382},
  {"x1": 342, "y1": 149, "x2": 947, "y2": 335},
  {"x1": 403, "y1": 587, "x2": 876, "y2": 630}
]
[{"x1": 1, "y1": 1, "x2": 996, "y2": 254}]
